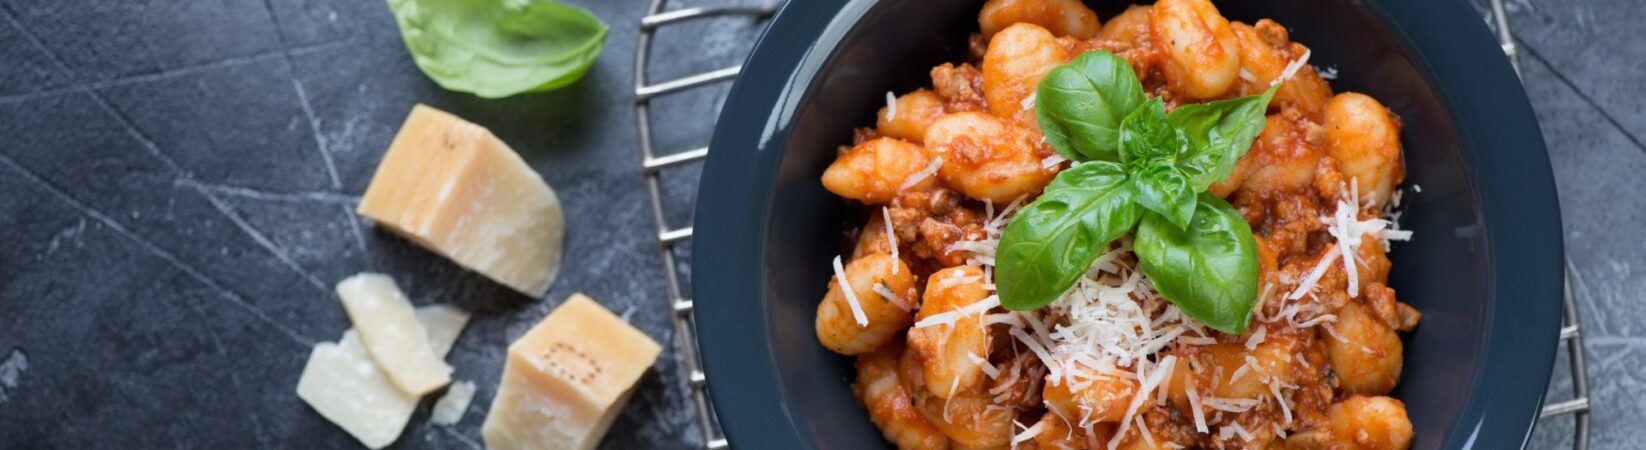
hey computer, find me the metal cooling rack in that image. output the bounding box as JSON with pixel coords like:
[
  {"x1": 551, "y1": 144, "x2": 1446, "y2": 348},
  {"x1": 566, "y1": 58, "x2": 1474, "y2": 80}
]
[{"x1": 629, "y1": 0, "x2": 1592, "y2": 448}]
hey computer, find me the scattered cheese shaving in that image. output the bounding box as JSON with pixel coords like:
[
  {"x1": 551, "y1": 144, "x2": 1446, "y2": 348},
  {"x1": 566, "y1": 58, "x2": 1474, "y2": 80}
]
[
  {"x1": 1106, "y1": 356, "x2": 1176, "y2": 450},
  {"x1": 1203, "y1": 397, "x2": 1260, "y2": 413},
  {"x1": 1186, "y1": 387, "x2": 1209, "y2": 433},
  {"x1": 1042, "y1": 154, "x2": 1067, "y2": 170},
  {"x1": 1012, "y1": 419, "x2": 1046, "y2": 448},
  {"x1": 1245, "y1": 326, "x2": 1267, "y2": 350},
  {"x1": 1288, "y1": 245, "x2": 1340, "y2": 300},
  {"x1": 1238, "y1": 68, "x2": 1256, "y2": 82},
  {"x1": 1271, "y1": 381, "x2": 1293, "y2": 424},
  {"x1": 1228, "y1": 422, "x2": 1254, "y2": 442},
  {"x1": 833, "y1": 255, "x2": 868, "y2": 327},
  {"x1": 1021, "y1": 92, "x2": 1037, "y2": 111},
  {"x1": 882, "y1": 207, "x2": 898, "y2": 274},
  {"x1": 899, "y1": 156, "x2": 943, "y2": 191},
  {"x1": 1273, "y1": 48, "x2": 1312, "y2": 86},
  {"x1": 885, "y1": 91, "x2": 897, "y2": 121},
  {"x1": 873, "y1": 282, "x2": 912, "y2": 312},
  {"x1": 915, "y1": 295, "x2": 1000, "y2": 329},
  {"x1": 1135, "y1": 414, "x2": 1156, "y2": 448},
  {"x1": 969, "y1": 352, "x2": 1001, "y2": 379}
]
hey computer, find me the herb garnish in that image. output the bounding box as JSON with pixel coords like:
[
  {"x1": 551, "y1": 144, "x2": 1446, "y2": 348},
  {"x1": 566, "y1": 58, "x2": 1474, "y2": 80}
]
[
  {"x1": 997, "y1": 51, "x2": 1274, "y2": 334},
  {"x1": 387, "y1": 0, "x2": 608, "y2": 99}
]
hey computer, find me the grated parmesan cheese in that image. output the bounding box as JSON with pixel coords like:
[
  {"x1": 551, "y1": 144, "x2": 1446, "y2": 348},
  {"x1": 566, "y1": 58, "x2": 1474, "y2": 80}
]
[
  {"x1": 1042, "y1": 154, "x2": 1067, "y2": 170},
  {"x1": 1203, "y1": 397, "x2": 1260, "y2": 413},
  {"x1": 915, "y1": 295, "x2": 1000, "y2": 329},
  {"x1": 1106, "y1": 356, "x2": 1176, "y2": 450},
  {"x1": 899, "y1": 156, "x2": 943, "y2": 192},
  {"x1": 873, "y1": 282, "x2": 912, "y2": 312},
  {"x1": 1317, "y1": 65, "x2": 1339, "y2": 80},
  {"x1": 1288, "y1": 246, "x2": 1340, "y2": 300},
  {"x1": 882, "y1": 207, "x2": 898, "y2": 274},
  {"x1": 1135, "y1": 414, "x2": 1156, "y2": 448},
  {"x1": 969, "y1": 352, "x2": 1001, "y2": 379},
  {"x1": 1244, "y1": 326, "x2": 1267, "y2": 350},
  {"x1": 885, "y1": 91, "x2": 897, "y2": 121},
  {"x1": 1186, "y1": 387, "x2": 1209, "y2": 433},
  {"x1": 1270, "y1": 381, "x2": 1293, "y2": 424},
  {"x1": 833, "y1": 255, "x2": 868, "y2": 327},
  {"x1": 1273, "y1": 48, "x2": 1312, "y2": 86},
  {"x1": 1021, "y1": 92, "x2": 1037, "y2": 111},
  {"x1": 1238, "y1": 68, "x2": 1256, "y2": 82},
  {"x1": 1012, "y1": 419, "x2": 1046, "y2": 448}
]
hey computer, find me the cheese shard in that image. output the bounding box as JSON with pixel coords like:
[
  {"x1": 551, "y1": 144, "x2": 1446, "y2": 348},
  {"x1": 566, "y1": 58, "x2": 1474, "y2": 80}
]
[
  {"x1": 295, "y1": 308, "x2": 467, "y2": 449},
  {"x1": 357, "y1": 104, "x2": 565, "y2": 298},
  {"x1": 336, "y1": 273, "x2": 452, "y2": 396},
  {"x1": 431, "y1": 380, "x2": 477, "y2": 426},
  {"x1": 417, "y1": 304, "x2": 472, "y2": 357},
  {"x1": 481, "y1": 293, "x2": 663, "y2": 450}
]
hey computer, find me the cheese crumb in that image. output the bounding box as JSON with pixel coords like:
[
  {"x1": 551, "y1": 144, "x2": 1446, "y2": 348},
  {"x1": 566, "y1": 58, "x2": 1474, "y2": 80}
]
[{"x1": 430, "y1": 381, "x2": 476, "y2": 425}]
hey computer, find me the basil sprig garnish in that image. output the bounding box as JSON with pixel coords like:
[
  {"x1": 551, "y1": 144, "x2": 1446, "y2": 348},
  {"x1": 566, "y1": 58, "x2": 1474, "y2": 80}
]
[{"x1": 997, "y1": 50, "x2": 1275, "y2": 334}]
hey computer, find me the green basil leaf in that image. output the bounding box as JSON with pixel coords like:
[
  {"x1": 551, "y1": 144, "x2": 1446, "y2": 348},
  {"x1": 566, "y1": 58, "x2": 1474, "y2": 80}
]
[
  {"x1": 387, "y1": 0, "x2": 609, "y2": 98},
  {"x1": 997, "y1": 161, "x2": 1143, "y2": 311},
  {"x1": 1034, "y1": 51, "x2": 1147, "y2": 162},
  {"x1": 1130, "y1": 162, "x2": 1196, "y2": 229},
  {"x1": 1134, "y1": 194, "x2": 1260, "y2": 334},
  {"x1": 1117, "y1": 98, "x2": 1183, "y2": 166},
  {"x1": 1167, "y1": 85, "x2": 1278, "y2": 190}
]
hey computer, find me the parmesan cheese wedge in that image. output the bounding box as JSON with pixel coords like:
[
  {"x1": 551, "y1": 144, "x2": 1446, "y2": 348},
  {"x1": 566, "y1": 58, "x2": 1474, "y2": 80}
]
[
  {"x1": 481, "y1": 293, "x2": 663, "y2": 450},
  {"x1": 336, "y1": 273, "x2": 452, "y2": 396},
  {"x1": 296, "y1": 305, "x2": 469, "y2": 449},
  {"x1": 357, "y1": 104, "x2": 565, "y2": 298}
]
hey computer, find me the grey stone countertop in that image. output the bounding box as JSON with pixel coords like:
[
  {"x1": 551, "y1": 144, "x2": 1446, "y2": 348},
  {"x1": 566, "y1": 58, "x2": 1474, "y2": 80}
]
[{"x1": 0, "y1": 0, "x2": 1637, "y2": 449}]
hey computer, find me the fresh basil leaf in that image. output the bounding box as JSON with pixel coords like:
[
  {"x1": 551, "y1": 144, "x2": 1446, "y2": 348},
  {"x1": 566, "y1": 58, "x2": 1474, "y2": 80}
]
[
  {"x1": 1034, "y1": 51, "x2": 1147, "y2": 162},
  {"x1": 1168, "y1": 85, "x2": 1278, "y2": 190},
  {"x1": 387, "y1": 0, "x2": 609, "y2": 98},
  {"x1": 1134, "y1": 194, "x2": 1260, "y2": 334},
  {"x1": 998, "y1": 162, "x2": 1142, "y2": 311},
  {"x1": 1117, "y1": 98, "x2": 1183, "y2": 165},
  {"x1": 1117, "y1": 98, "x2": 1195, "y2": 228},
  {"x1": 1130, "y1": 162, "x2": 1196, "y2": 229}
]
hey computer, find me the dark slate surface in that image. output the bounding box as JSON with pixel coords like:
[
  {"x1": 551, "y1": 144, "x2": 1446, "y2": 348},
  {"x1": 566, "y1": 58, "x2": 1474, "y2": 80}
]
[{"x1": 0, "y1": 0, "x2": 1636, "y2": 448}]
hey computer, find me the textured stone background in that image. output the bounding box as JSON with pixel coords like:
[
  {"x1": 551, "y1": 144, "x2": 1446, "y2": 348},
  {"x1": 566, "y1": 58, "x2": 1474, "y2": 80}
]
[{"x1": 0, "y1": 0, "x2": 1634, "y2": 448}]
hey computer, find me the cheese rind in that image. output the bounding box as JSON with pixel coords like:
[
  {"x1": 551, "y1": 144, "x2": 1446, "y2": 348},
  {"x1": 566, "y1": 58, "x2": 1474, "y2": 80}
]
[
  {"x1": 336, "y1": 273, "x2": 452, "y2": 396},
  {"x1": 481, "y1": 294, "x2": 663, "y2": 450},
  {"x1": 295, "y1": 307, "x2": 468, "y2": 449},
  {"x1": 357, "y1": 104, "x2": 565, "y2": 298}
]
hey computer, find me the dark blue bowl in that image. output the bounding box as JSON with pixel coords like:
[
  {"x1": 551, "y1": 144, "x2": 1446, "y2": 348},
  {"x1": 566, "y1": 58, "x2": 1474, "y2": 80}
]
[{"x1": 695, "y1": 0, "x2": 1564, "y2": 448}]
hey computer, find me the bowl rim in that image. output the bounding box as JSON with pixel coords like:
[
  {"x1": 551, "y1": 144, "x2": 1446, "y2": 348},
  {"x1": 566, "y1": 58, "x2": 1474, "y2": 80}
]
[{"x1": 694, "y1": 0, "x2": 1565, "y2": 448}]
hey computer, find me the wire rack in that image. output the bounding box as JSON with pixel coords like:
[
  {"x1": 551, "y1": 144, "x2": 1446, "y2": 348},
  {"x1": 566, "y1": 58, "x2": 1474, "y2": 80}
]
[{"x1": 629, "y1": 0, "x2": 1592, "y2": 448}]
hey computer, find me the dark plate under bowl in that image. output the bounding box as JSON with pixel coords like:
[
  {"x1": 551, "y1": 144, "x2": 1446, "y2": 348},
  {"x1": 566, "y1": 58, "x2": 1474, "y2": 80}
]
[{"x1": 694, "y1": 0, "x2": 1564, "y2": 448}]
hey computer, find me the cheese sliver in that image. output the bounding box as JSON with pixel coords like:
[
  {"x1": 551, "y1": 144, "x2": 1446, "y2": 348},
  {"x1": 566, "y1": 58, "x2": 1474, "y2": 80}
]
[
  {"x1": 357, "y1": 104, "x2": 565, "y2": 298},
  {"x1": 297, "y1": 332, "x2": 415, "y2": 449},
  {"x1": 416, "y1": 304, "x2": 471, "y2": 357},
  {"x1": 481, "y1": 293, "x2": 663, "y2": 450},
  {"x1": 296, "y1": 306, "x2": 470, "y2": 449},
  {"x1": 336, "y1": 273, "x2": 451, "y2": 396},
  {"x1": 430, "y1": 380, "x2": 477, "y2": 426}
]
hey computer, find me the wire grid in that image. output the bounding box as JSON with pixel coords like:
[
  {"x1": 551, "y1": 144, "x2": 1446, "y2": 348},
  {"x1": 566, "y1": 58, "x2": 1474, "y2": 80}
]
[{"x1": 631, "y1": 0, "x2": 1592, "y2": 448}]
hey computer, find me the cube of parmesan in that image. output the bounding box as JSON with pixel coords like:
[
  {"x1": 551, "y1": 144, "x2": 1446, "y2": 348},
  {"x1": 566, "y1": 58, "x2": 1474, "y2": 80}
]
[
  {"x1": 481, "y1": 294, "x2": 662, "y2": 450},
  {"x1": 357, "y1": 104, "x2": 565, "y2": 298}
]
